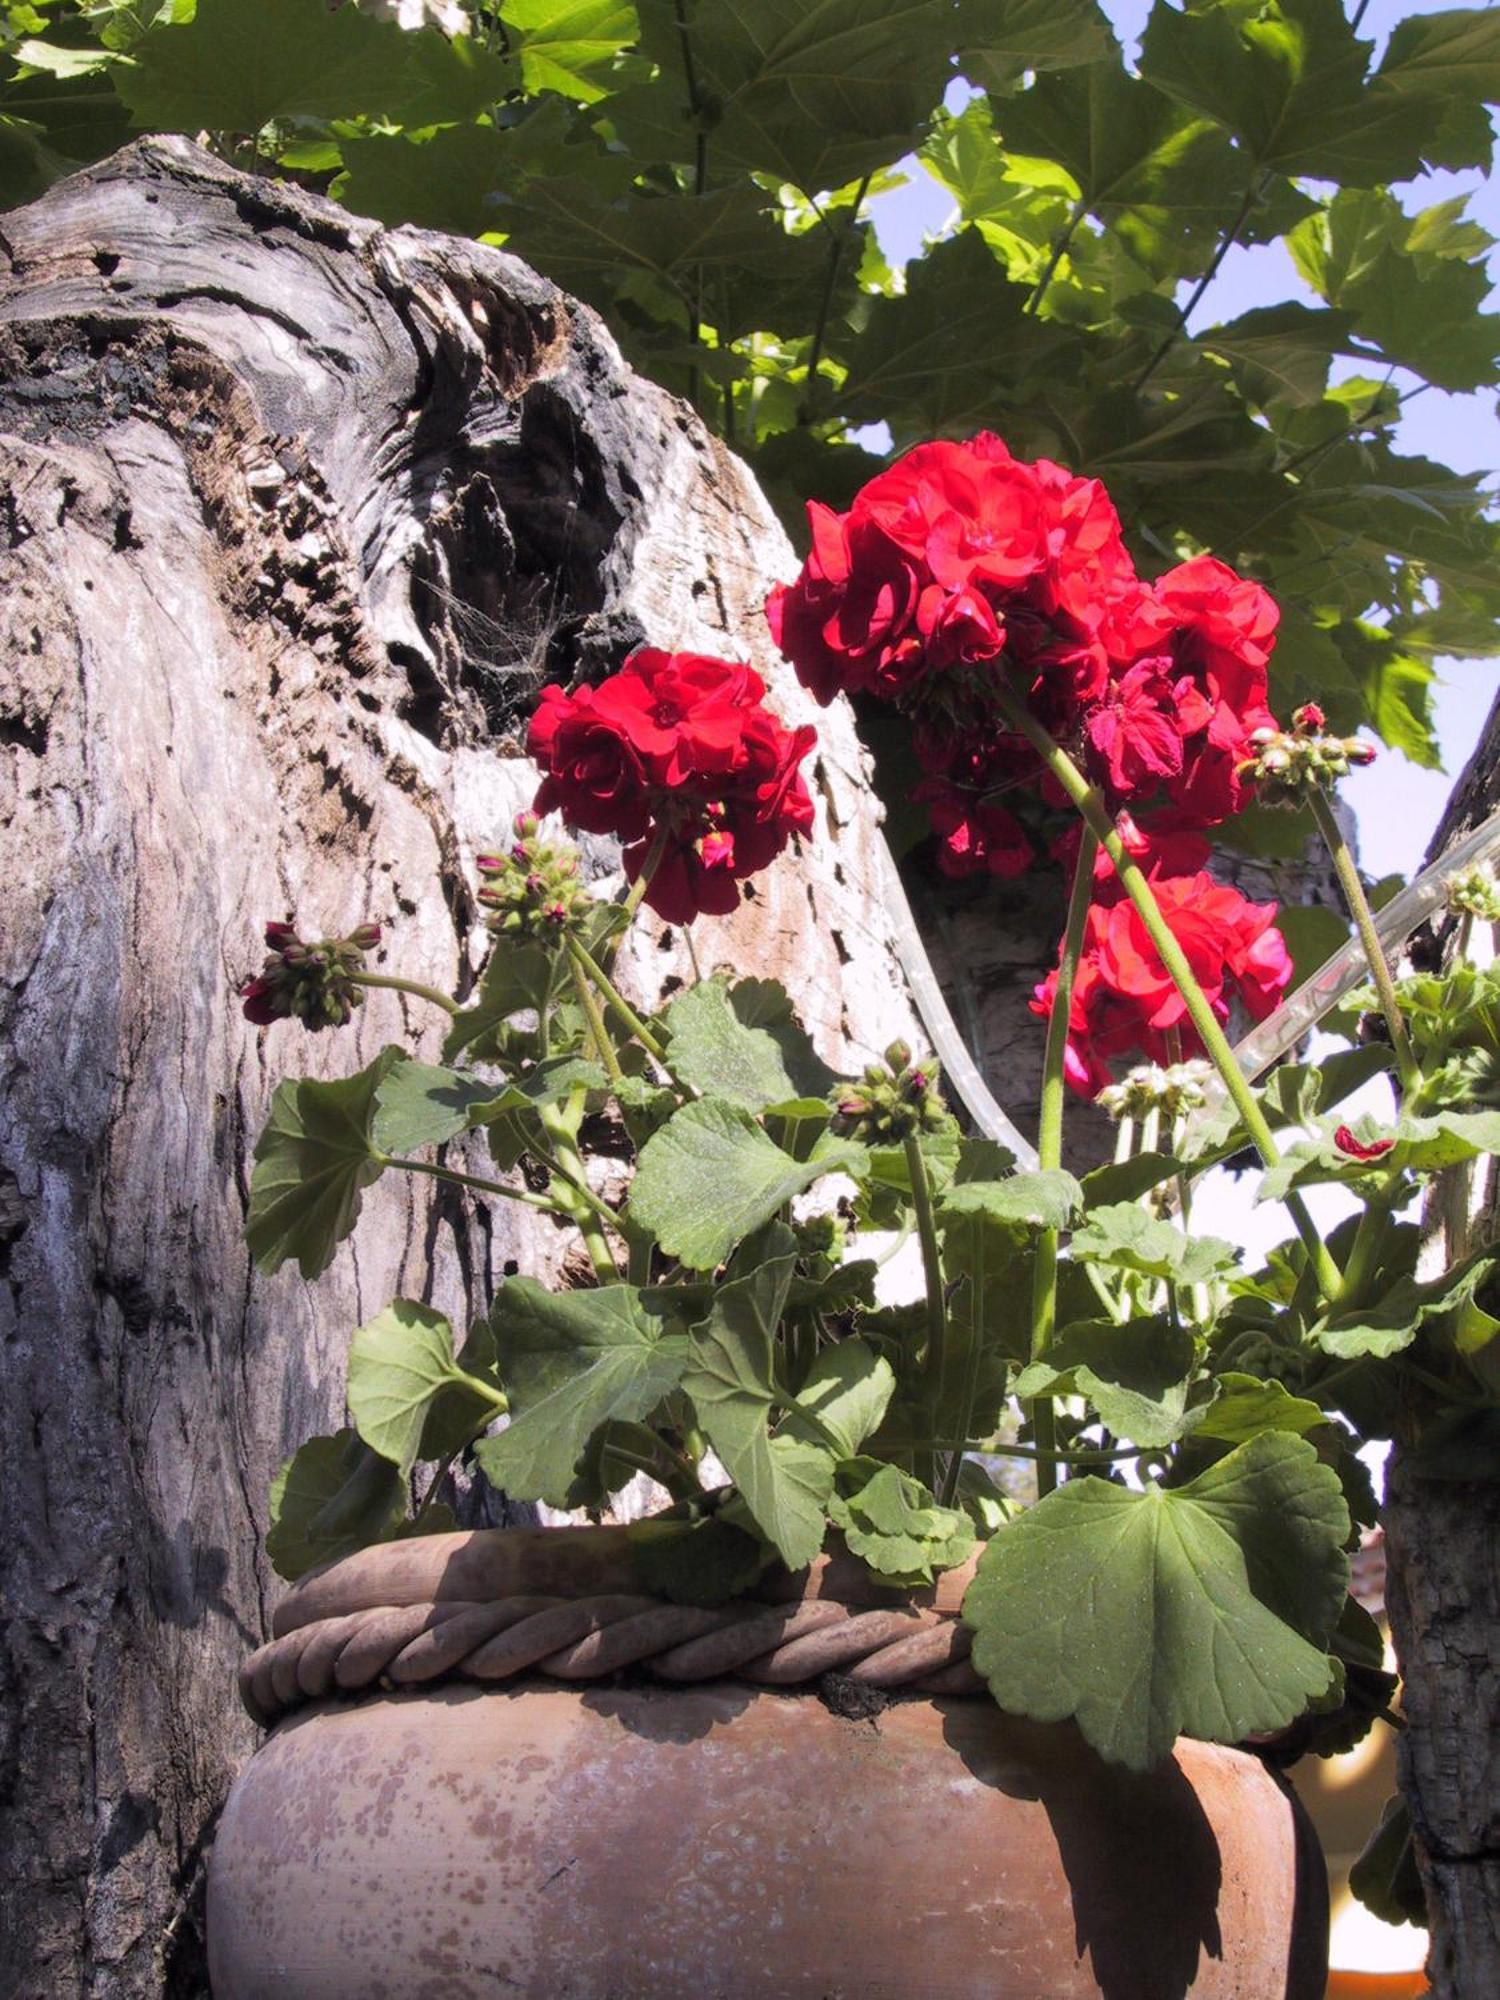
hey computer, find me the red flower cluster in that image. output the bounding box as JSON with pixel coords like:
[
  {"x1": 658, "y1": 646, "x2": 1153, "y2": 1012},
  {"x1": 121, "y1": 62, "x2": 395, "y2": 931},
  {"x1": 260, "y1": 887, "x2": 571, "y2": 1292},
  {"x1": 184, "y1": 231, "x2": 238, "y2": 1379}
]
[
  {"x1": 766, "y1": 434, "x2": 1281, "y2": 877},
  {"x1": 528, "y1": 649, "x2": 816, "y2": 923},
  {"x1": 1030, "y1": 863, "x2": 1292, "y2": 1097}
]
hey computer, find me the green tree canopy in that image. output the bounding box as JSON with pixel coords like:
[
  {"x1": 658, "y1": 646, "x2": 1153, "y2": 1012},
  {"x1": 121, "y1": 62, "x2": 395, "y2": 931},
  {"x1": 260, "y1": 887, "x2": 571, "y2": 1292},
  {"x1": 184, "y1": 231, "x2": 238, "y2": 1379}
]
[{"x1": 5, "y1": 0, "x2": 1497, "y2": 828}]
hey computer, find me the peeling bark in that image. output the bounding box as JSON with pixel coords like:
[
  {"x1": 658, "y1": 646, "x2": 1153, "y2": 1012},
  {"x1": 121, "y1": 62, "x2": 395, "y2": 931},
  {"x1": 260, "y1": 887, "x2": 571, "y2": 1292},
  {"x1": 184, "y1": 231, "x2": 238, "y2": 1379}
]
[
  {"x1": 0, "y1": 139, "x2": 925, "y2": 1998},
  {"x1": 1379, "y1": 690, "x2": 1500, "y2": 1999}
]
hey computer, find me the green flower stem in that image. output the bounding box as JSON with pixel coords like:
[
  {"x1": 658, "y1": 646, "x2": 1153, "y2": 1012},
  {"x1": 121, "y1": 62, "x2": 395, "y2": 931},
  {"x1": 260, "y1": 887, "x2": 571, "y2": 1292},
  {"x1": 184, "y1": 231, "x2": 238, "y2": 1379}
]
[
  {"x1": 565, "y1": 935, "x2": 675, "y2": 1074},
  {"x1": 608, "y1": 1419, "x2": 703, "y2": 1503},
  {"x1": 882, "y1": 1434, "x2": 1144, "y2": 1464},
  {"x1": 410, "y1": 1401, "x2": 509, "y2": 1532},
  {"x1": 1031, "y1": 826, "x2": 1099, "y2": 1498},
  {"x1": 569, "y1": 952, "x2": 624, "y2": 1086},
  {"x1": 350, "y1": 970, "x2": 458, "y2": 1016},
  {"x1": 994, "y1": 686, "x2": 1346, "y2": 1304},
  {"x1": 1337, "y1": 1169, "x2": 1405, "y2": 1309},
  {"x1": 623, "y1": 828, "x2": 671, "y2": 918},
  {"x1": 904, "y1": 1131, "x2": 949, "y2": 1453},
  {"x1": 1306, "y1": 789, "x2": 1420, "y2": 1094},
  {"x1": 536, "y1": 1103, "x2": 622, "y2": 1283},
  {"x1": 382, "y1": 1155, "x2": 551, "y2": 1210}
]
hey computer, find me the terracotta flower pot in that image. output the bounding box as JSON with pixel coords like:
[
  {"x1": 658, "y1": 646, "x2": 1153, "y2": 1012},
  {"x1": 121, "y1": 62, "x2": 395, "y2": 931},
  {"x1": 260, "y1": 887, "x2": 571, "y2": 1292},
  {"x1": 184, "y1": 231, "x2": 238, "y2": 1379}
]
[{"x1": 209, "y1": 1528, "x2": 1328, "y2": 1999}]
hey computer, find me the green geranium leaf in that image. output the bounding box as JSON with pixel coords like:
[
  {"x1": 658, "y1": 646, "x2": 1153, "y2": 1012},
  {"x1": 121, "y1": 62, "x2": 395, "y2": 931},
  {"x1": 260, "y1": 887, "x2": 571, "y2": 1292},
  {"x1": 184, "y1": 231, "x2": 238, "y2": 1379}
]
[
  {"x1": 954, "y1": 1459, "x2": 1012, "y2": 1535},
  {"x1": 787, "y1": 1340, "x2": 895, "y2": 1459},
  {"x1": 964, "y1": 1433, "x2": 1349, "y2": 1769},
  {"x1": 370, "y1": 1059, "x2": 501, "y2": 1155},
  {"x1": 442, "y1": 941, "x2": 560, "y2": 1063},
  {"x1": 1014, "y1": 1314, "x2": 1198, "y2": 1450},
  {"x1": 1196, "y1": 1373, "x2": 1329, "y2": 1444},
  {"x1": 626, "y1": 1513, "x2": 769, "y2": 1607},
  {"x1": 839, "y1": 226, "x2": 1081, "y2": 436},
  {"x1": 935, "y1": 1196, "x2": 1035, "y2": 1435},
  {"x1": 1080, "y1": 1153, "x2": 1183, "y2": 1210},
  {"x1": 1314, "y1": 1247, "x2": 1500, "y2": 1360},
  {"x1": 347, "y1": 1300, "x2": 501, "y2": 1477},
  {"x1": 953, "y1": 1137, "x2": 1018, "y2": 1184},
  {"x1": 830, "y1": 1459, "x2": 976, "y2": 1587},
  {"x1": 629, "y1": 1097, "x2": 865, "y2": 1271},
  {"x1": 119, "y1": 0, "x2": 511, "y2": 134},
  {"x1": 474, "y1": 1279, "x2": 689, "y2": 1506},
  {"x1": 1395, "y1": 1106, "x2": 1500, "y2": 1171},
  {"x1": 246, "y1": 1045, "x2": 402, "y2": 1279},
  {"x1": 857, "y1": 1119, "x2": 963, "y2": 1228},
  {"x1": 680, "y1": 1240, "x2": 834, "y2": 1570},
  {"x1": 1069, "y1": 1203, "x2": 1238, "y2": 1286},
  {"x1": 938, "y1": 1171, "x2": 1082, "y2": 1234},
  {"x1": 265, "y1": 1428, "x2": 407, "y2": 1582},
  {"x1": 1350, "y1": 1794, "x2": 1427, "y2": 1929},
  {"x1": 371, "y1": 1055, "x2": 607, "y2": 1157},
  {"x1": 1258, "y1": 1046, "x2": 1395, "y2": 1126},
  {"x1": 663, "y1": 976, "x2": 834, "y2": 1111}
]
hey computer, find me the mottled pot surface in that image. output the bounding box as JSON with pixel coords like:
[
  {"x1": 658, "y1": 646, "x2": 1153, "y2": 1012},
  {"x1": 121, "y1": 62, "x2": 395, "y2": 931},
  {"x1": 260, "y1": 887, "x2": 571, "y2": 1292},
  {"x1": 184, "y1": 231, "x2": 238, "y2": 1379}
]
[{"x1": 208, "y1": 1679, "x2": 1327, "y2": 2000}]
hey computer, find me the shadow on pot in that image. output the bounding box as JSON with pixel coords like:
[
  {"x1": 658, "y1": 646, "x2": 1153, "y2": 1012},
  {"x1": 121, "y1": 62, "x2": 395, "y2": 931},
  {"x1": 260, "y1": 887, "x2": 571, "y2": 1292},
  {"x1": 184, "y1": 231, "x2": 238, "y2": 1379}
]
[{"x1": 943, "y1": 1703, "x2": 1231, "y2": 2000}]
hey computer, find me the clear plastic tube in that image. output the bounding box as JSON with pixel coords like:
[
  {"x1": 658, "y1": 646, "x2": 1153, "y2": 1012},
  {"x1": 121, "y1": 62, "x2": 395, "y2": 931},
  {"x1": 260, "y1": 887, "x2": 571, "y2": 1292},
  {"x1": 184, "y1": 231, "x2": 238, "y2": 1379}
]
[
  {"x1": 1227, "y1": 801, "x2": 1500, "y2": 1084},
  {"x1": 880, "y1": 835, "x2": 1041, "y2": 1170}
]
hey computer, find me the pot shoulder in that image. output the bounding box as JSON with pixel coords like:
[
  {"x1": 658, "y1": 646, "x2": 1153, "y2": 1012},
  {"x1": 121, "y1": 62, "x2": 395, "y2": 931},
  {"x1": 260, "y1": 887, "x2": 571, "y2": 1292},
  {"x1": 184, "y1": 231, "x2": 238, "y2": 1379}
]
[{"x1": 208, "y1": 1682, "x2": 1327, "y2": 2000}]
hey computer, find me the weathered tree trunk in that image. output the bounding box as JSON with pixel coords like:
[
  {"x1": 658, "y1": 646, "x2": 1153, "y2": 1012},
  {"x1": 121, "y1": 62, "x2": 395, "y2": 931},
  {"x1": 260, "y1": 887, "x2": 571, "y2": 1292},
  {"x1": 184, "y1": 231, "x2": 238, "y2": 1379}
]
[
  {"x1": 0, "y1": 138, "x2": 925, "y2": 1999},
  {"x1": 1381, "y1": 687, "x2": 1500, "y2": 1999}
]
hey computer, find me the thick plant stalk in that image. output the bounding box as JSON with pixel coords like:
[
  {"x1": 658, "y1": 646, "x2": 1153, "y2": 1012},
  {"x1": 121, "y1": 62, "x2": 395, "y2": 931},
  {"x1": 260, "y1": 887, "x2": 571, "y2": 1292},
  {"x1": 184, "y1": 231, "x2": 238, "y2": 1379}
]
[
  {"x1": 1029, "y1": 827, "x2": 1098, "y2": 1496},
  {"x1": 1306, "y1": 790, "x2": 1420, "y2": 1090},
  {"x1": 995, "y1": 689, "x2": 1345, "y2": 1303},
  {"x1": 1383, "y1": 1441, "x2": 1500, "y2": 1998}
]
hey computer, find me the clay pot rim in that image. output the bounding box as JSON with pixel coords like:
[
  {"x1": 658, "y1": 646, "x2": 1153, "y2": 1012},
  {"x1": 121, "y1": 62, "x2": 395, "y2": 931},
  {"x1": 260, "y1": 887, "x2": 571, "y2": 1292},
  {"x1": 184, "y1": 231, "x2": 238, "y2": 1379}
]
[
  {"x1": 240, "y1": 1524, "x2": 986, "y2": 1729},
  {"x1": 272, "y1": 1521, "x2": 980, "y2": 1639}
]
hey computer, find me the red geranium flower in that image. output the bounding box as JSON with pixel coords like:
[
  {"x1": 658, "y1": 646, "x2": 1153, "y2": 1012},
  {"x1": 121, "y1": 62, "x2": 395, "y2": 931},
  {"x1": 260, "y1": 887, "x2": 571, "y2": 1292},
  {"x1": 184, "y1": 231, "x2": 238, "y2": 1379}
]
[
  {"x1": 1030, "y1": 873, "x2": 1293, "y2": 1096},
  {"x1": 528, "y1": 651, "x2": 816, "y2": 923}
]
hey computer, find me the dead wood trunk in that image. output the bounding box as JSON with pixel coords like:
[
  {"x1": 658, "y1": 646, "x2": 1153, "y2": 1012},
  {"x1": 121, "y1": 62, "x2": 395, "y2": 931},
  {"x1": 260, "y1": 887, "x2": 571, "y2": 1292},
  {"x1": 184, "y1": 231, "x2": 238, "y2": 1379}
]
[
  {"x1": 0, "y1": 138, "x2": 925, "y2": 1998},
  {"x1": 1380, "y1": 690, "x2": 1500, "y2": 1999}
]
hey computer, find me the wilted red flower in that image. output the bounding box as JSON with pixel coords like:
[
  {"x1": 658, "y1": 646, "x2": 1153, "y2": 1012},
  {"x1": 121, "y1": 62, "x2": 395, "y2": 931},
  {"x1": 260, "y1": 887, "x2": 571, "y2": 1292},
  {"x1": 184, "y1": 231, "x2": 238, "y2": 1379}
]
[
  {"x1": 1030, "y1": 872, "x2": 1293, "y2": 1096},
  {"x1": 528, "y1": 651, "x2": 816, "y2": 923},
  {"x1": 1334, "y1": 1125, "x2": 1396, "y2": 1162}
]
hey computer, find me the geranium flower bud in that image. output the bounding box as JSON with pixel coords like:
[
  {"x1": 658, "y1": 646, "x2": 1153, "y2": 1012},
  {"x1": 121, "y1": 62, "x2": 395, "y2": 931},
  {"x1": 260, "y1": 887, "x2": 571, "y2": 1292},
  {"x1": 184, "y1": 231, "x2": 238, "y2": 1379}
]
[
  {"x1": 513, "y1": 810, "x2": 541, "y2": 841},
  {"x1": 475, "y1": 853, "x2": 506, "y2": 876},
  {"x1": 238, "y1": 918, "x2": 372, "y2": 1034},
  {"x1": 884, "y1": 1040, "x2": 913, "y2": 1072},
  {"x1": 1292, "y1": 703, "x2": 1326, "y2": 732},
  {"x1": 1444, "y1": 864, "x2": 1500, "y2": 924}
]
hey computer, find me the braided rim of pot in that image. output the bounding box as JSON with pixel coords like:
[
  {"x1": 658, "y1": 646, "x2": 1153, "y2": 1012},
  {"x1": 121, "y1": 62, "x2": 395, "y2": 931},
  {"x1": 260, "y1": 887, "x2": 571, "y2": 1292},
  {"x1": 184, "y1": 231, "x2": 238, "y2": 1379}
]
[{"x1": 239, "y1": 1589, "x2": 984, "y2": 1724}]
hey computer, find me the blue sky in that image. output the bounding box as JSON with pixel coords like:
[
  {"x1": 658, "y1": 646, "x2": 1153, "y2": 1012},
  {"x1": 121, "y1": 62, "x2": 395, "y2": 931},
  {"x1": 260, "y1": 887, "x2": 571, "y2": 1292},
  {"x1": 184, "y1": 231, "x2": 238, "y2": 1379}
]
[{"x1": 867, "y1": 0, "x2": 1499, "y2": 881}]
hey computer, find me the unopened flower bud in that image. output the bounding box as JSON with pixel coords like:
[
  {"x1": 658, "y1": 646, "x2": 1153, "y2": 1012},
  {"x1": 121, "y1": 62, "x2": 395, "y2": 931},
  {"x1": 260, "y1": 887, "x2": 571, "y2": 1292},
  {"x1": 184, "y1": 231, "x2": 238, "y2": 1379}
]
[
  {"x1": 347, "y1": 922, "x2": 382, "y2": 952},
  {"x1": 1444, "y1": 863, "x2": 1500, "y2": 925},
  {"x1": 513, "y1": 810, "x2": 540, "y2": 841},
  {"x1": 884, "y1": 1039, "x2": 912, "y2": 1072},
  {"x1": 1292, "y1": 703, "x2": 1326, "y2": 732}
]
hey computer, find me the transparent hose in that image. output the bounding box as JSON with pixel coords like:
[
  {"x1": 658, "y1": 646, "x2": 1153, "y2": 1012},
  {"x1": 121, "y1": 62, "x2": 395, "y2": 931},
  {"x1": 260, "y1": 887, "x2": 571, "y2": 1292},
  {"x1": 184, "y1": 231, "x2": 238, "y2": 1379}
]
[
  {"x1": 880, "y1": 835, "x2": 1041, "y2": 1170},
  {"x1": 888, "y1": 805, "x2": 1500, "y2": 1170},
  {"x1": 1226, "y1": 802, "x2": 1500, "y2": 1085}
]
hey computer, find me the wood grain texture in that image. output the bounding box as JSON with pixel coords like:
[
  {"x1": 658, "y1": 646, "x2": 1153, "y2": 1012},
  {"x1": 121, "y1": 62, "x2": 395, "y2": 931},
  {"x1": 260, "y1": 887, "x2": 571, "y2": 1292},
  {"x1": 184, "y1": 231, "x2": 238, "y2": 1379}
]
[{"x1": 0, "y1": 137, "x2": 923, "y2": 1997}]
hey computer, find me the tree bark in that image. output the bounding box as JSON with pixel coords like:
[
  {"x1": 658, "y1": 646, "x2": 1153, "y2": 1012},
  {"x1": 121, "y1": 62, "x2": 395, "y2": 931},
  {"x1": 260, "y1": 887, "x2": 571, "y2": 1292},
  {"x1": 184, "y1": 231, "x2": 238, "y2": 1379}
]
[
  {"x1": 1379, "y1": 687, "x2": 1500, "y2": 1999},
  {"x1": 0, "y1": 138, "x2": 925, "y2": 1999}
]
